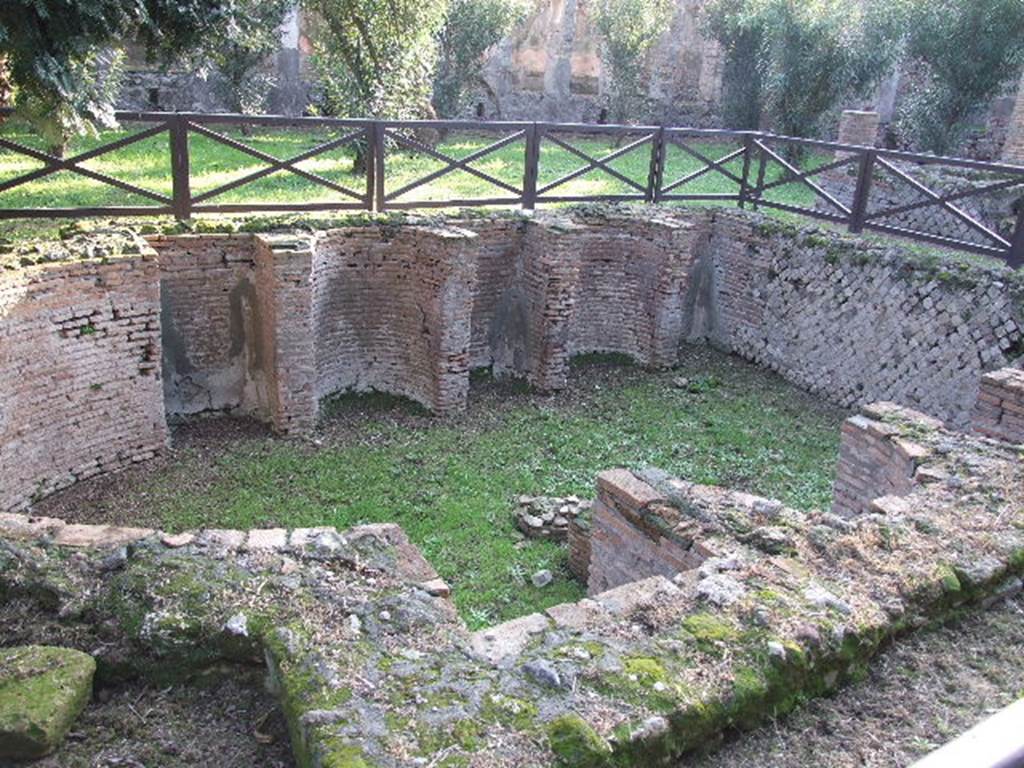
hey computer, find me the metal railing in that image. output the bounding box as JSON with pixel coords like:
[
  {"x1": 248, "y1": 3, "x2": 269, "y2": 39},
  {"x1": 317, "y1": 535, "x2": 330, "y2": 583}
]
[{"x1": 1, "y1": 109, "x2": 1022, "y2": 267}]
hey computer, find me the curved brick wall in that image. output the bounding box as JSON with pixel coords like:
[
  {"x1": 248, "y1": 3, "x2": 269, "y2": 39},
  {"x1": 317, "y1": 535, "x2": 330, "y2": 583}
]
[
  {"x1": 0, "y1": 248, "x2": 167, "y2": 513},
  {"x1": 4, "y1": 208, "x2": 1022, "y2": 513},
  {"x1": 312, "y1": 225, "x2": 477, "y2": 415}
]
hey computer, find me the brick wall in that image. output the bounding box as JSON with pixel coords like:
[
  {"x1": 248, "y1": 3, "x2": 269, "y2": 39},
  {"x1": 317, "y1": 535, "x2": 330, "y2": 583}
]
[
  {"x1": 972, "y1": 367, "x2": 1024, "y2": 444},
  {"x1": 1002, "y1": 72, "x2": 1024, "y2": 165},
  {"x1": 587, "y1": 469, "x2": 711, "y2": 596},
  {"x1": 831, "y1": 403, "x2": 937, "y2": 518},
  {"x1": 311, "y1": 225, "x2": 478, "y2": 415},
  {"x1": 0, "y1": 249, "x2": 167, "y2": 513},
  {"x1": 150, "y1": 235, "x2": 275, "y2": 419},
  {"x1": 700, "y1": 211, "x2": 1024, "y2": 429}
]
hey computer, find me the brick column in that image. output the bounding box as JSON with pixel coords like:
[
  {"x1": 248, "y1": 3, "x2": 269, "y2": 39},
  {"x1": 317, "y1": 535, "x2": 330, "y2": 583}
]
[
  {"x1": 254, "y1": 234, "x2": 318, "y2": 436},
  {"x1": 972, "y1": 368, "x2": 1024, "y2": 444},
  {"x1": 1002, "y1": 72, "x2": 1024, "y2": 165},
  {"x1": 587, "y1": 470, "x2": 711, "y2": 596},
  {"x1": 831, "y1": 403, "x2": 938, "y2": 518},
  {"x1": 837, "y1": 110, "x2": 880, "y2": 149}
]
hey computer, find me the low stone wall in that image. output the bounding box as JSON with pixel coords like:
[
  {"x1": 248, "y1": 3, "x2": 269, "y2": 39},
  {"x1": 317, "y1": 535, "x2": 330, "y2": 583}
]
[
  {"x1": 0, "y1": 238, "x2": 167, "y2": 513},
  {"x1": 2, "y1": 400, "x2": 1022, "y2": 767}
]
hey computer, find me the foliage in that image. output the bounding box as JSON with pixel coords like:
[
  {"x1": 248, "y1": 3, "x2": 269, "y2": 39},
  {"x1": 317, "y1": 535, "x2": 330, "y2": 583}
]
[
  {"x1": 0, "y1": 0, "x2": 235, "y2": 147},
  {"x1": 703, "y1": 0, "x2": 901, "y2": 139},
  {"x1": 196, "y1": 0, "x2": 294, "y2": 115},
  {"x1": 896, "y1": 0, "x2": 1024, "y2": 155},
  {"x1": 304, "y1": 0, "x2": 449, "y2": 120},
  {"x1": 590, "y1": 0, "x2": 675, "y2": 123},
  {"x1": 433, "y1": 0, "x2": 530, "y2": 118},
  {"x1": 0, "y1": 55, "x2": 11, "y2": 110}
]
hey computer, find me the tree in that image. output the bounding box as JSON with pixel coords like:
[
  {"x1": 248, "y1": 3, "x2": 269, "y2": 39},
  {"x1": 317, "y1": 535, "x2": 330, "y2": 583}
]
[
  {"x1": 198, "y1": 0, "x2": 294, "y2": 116},
  {"x1": 896, "y1": 0, "x2": 1024, "y2": 155},
  {"x1": 304, "y1": 0, "x2": 449, "y2": 121},
  {"x1": 0, "y1": 0, "x2": 236, "y2": 149},
  {"x1": 590, "y1": 0, "x2": 675, "y2": 124},
  {"x1": 433, "y1": 0, "x2": 529, "y2": 118},
  {"x1": 703, "y1": 0, "x2": 901, "y2": 140}
]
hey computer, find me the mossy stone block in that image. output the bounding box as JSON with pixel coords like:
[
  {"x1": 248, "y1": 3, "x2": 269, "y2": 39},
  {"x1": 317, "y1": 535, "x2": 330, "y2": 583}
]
[
  {"x1": 0, "y1": 646, "x2": 96, "y2": 760},
  {"x1": 547, "y1": 714, "x2": 612, "y2": 767}
]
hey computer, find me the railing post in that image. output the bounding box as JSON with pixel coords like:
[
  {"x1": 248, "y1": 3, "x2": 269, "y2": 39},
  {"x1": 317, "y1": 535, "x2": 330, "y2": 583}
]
[
  {"x1": 738, "y1": 133, "x2": 754, "y2": 209},
  {"x1": 848, "y1": 149, "x2": 876, "y2": 234},
  {"x1": 364, "y1": 124, "x2": 376, "y2": 212},
  {"x1": 1009, "y1": 204, "x2": 1024, "y2": 270},
  {"x1": 373, "y1": 121, "x2": 386, "y2": 213},
  {"x1": 646, "y1": 126, "x2": 667, "y2": 204},
  {"x1": 752, "y1": 142, "x2": 768, "y2": 211},
  {"x1": 169, "y1": 114, "x2": 191, "y2": 220},
  {"x1": 523, "y1": 123, "x2": 541, "y2": 210}
]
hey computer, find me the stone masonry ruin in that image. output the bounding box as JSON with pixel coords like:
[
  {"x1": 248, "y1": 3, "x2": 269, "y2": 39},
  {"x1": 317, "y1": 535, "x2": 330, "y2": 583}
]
[
  {"x1": 2, "y1": 202, "x2": 1024, "y2": 765},
  {"x1": 2, "y1": 206, "x2": 1023, "y2": 515},
  {"x1": 1, "y1": 391, "x2": 1022, "y2": 765}
]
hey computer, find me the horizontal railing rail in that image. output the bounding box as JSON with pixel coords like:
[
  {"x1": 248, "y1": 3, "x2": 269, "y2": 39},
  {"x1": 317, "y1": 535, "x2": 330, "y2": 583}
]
[{"x1": 0, "y1": 108, "x2": 1022, "y2": 267}]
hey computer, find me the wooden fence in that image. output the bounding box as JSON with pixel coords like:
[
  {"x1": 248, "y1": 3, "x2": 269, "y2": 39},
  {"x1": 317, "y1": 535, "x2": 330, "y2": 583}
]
[{"x1": 1, "y1": 109, "x2": 1022, "y2": 267}]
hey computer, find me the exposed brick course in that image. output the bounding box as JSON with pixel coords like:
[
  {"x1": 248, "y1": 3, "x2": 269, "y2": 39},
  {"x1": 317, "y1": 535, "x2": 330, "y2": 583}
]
[
  {"x1": 973, "y1": 367, "x2": 1024, "y2": 444},
  {"x1": 0, "y1": 248, "x2": 167, "y2": 512}
]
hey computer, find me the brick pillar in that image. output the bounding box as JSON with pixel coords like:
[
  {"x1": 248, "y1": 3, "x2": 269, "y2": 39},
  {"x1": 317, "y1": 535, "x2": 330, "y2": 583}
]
[
  {"x1": 1002, "y1": 72, "x2": 1024, "y2": 165},
  {"x1": 972, "y1": 368, "x2": 1024, "y2": 443},
  {"x1": 254, "y1": 234, "x2": 318, "y2": 436},
  {"x1": 831, "y1": 403, "x2": 938, "y2": 518},
  {"x1": 587, "y1": 470, "x2": 711, "y2": 596},
  {"x1": 837, "y1": 110, "x2": 880, "y2": 149}
]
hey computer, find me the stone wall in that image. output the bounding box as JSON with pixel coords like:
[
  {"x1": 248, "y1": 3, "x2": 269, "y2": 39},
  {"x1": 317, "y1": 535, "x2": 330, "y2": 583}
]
[
  {"x1": 0, "y1": 243, "x2": 167, "y2": 513},
  {"x1": 973, "y1": 367, "x2": 1024, "y2": 444},
  {"x1": 696, "y1": 211, "x2": 1024, "y2": 429},
  {"x1": 476, "y1": 0, "x2": 722, "y2": 124},
  {"x1": 818, "y1": 164, "x2": 1020, "y2": 251},
  {"x1": 1004, "y1": 72, "x2": 1024, "y2": 165},
  {"x1": 5, "y1": 207, "x2": 1024, "y2": 513}
]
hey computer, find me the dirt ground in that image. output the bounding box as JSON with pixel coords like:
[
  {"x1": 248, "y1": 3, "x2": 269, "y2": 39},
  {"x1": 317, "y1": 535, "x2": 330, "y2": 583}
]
[
  {"x1": 689, "y1": 594, "x2": 1024, "y2": 768},
  {"x1": 27, "y1": 667, "x2": 294, "y2": 768}
]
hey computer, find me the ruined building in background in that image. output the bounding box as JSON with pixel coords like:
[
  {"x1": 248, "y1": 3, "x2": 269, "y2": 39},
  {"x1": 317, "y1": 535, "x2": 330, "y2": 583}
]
[{"x1": 473, "y1": 0, "x2": 725, "y2": 125}]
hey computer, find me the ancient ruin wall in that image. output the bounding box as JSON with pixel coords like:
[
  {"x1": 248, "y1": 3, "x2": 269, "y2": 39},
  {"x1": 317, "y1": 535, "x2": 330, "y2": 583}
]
[
  {"x1": 0, "y1": 251, "x2": 167, "y2": 513},
  {"x1": 311, "y1": 225, "x2": 478, "y2": 415},
  {"x1": 151, "y1": 235, "x2": 275, "y2": 419},
  {"x1": 973, "y1": 367, "x2": 1024, "y2": 444},
  {"x1": 696, "y1": 211, "x2": 1024, "y2": 428}
]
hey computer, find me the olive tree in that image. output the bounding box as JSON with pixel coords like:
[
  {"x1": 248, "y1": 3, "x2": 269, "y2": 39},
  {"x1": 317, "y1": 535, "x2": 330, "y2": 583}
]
[
  {"x1": 433, "y1": 0, "x2": 529, "y2": 118},
  {"x1": 0, "y1": 0, "x2": 236, "y2": 149},
  {"x1": 703, "y1": 0, "x2": 901, "y2": 139},
  {"x1": 590, "y1": 0, "x2": 675, "y2": 124},
  {"x1": 896, "y1": 0, "x2": 1024, "y2": 154},
  {"x1": 199, "y1": 0, "x2": 294, "y2": 116},
  {"x1": 304, "y1": 0, "x2": 449, "y2": 121}
]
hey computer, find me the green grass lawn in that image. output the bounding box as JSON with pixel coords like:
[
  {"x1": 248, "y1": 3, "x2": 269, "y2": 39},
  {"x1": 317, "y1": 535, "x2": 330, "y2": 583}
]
[
  {"x1": 45, "y1": 351, "x2": 847, "y2": 631},
  {"x1": 0, "y1": 120, "x2": 824, "y2": 213}
]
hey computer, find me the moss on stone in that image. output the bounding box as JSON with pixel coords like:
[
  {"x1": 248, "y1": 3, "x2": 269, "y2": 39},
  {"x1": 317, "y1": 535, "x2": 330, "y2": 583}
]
[
  {"x1": 547, "y1": 714, "x2": 612, "y2": 768},
  {"x1": 0, "y1": 646, "x2": 96, "y2": 760},
  {"x1": 681, "y1": 613, "x2": 740, "y2": 652}
]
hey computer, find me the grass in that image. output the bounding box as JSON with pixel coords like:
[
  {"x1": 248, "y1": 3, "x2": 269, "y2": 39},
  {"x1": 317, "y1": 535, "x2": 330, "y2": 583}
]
[
  {"x1": 0, "y1": 120, "x2": 826, "y2": 241},
  {"x1": 48, "y1": 350, "x2": 847, "y2": 631}
]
